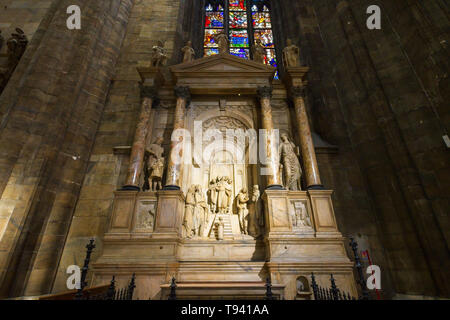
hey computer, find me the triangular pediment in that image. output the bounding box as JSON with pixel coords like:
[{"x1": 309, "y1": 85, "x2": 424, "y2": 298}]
[
  {"x1": 169, "y1": 53, "x2": 276, "y2": 95},
  {"x1": 170, "y1": 53, "x2": 276, "y2": 74}
]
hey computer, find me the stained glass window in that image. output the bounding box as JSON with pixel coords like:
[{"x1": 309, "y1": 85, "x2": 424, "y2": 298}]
[
  {"x1": 203, "y1": 0, "x2": 279, "y2": 79},
  {"x1": 229, "y1": 12, "x2": 247, "y2": 29}
]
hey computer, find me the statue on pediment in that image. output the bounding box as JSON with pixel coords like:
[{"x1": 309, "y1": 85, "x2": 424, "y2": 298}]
[
  {"x1": 283, "y1": 38, "x2": 300, "y2": 68},
  {"x1": 150, "y1": 41, "x2": 168, "y2": 67},
  {"x1": 181, "y1": 41, "x2": 195, "y2": 63},
  {"x1": 252, "y1": 39, "x2": 266, "y2": 64},
  {"x1": 214, "y1": 32, "x2": 229, "y2": 54},
  {"x1": 279, "y1": 133, "x2": 303, "y2": 191}
]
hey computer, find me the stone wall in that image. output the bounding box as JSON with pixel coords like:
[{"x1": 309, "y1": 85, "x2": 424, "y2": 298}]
[
  {"x1": 0, "y1": 0, "x2": 448, "y2": 299},
  {"x1": 0, "y1": 0, "x2": 53, "y2": 40},
  {"x1": 0, "y1": 0, "x2": 135, "y2": 297},
  {"x1": 52, "y1": 0, "x2": 182, "y2": 293},
  {"x1": 276, "y1": 0, "x2": 449, "y2": 298}
]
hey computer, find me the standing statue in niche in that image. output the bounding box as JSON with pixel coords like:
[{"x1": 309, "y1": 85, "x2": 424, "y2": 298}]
[
  {"x1": 282, "y1": 38, "x2": 300, "y2": 68},
  {"x1": 148, "y1": 157, "x2": 165, "y2": 191},
  {"x1": 214, "y1": 32, "x2": 229, "y2": 54},
  {"x1": 236, "y1": 188, "x2": 250, "y2": 235},
  {"x1": 252, "y1": 39, "x2": 266, "y2": 64},
  {"x1": 150, "y1": 41, "x2": 168, "y2": 67},
  {"x1": 145, "y1": 137, "x2": 165, "y2": 191},
  {"x1": 215, "y1": 176, "x2": 232, "y2": 214},
  {"x1": 181, "y1": 40, "x2": 195, "y2": 63},
  {"x1": 279, "y1": 133, "x2": 303, "y2": 191}
]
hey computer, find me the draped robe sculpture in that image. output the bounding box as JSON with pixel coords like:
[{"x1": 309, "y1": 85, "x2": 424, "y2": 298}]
[{"x1": 279, "y1": 133, "x2": 303, "y2": 191}]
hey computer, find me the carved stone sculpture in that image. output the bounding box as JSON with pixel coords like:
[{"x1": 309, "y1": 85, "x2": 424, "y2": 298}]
[
  {"x1": 251, "y1": 185, "x2": 263, "y2": 237},
  {"x1": 252, "y1": 39, "x2": 266, "y2": 64},
  {"x1": 148, "y1": 136, "x2": 164, "y2": 159},
  {"x1": 145, "y1": 137, "x2": 165, "y2": 191},
  {"x1": 214, "y1": 176, "x2": 232, "y2": 214},
  {"x1": 279, "y1": 133, "x2": 303, "y2": 191},
  {"x1": 193, "y1": 185, "x2": 209, "y2": 237},
  {"x1": 215, "y1": 217, "x2": 225, "y2": 241},
  {"x1": 136, "y1": 202, "x2": 156, "y2": 230},
  {"x1": 208, "y1": 179, "x2": 217, "y2": 214},
  {"x1": 183, "y1": 186, "x2": 196, "y2": 238},
  {"x1": 283, "y1": 38, "x2": 300, "y2": 68},
  {"x1": 150, "y1": 41, "x2": 168, "y2": 67},
  {"x1": 181, "y1": 40, "x2": 195, "y2": 63},
  {"x1": 0, "y1": 28, "x2": 28, "y2": 94},
  {"x1": 214, "y1": 32, "x2": 229, "y2": 54},
  {"x1": 293, "y1": 201, "x2": 312, "y2": 228},
  {"x1": 236, "y1": 188, "x2": 250, "y2": 235},
  {"x1": 148, "y1": 157, "x2": 164, "y2": 191}
]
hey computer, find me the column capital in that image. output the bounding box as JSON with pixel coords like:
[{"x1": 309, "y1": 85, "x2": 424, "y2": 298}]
[
  {"x1": 257, "y1": 86, "x2": 273, "y2": 99},
  {"x1": 174, "y1": 86, "x2": 191, "y2": 99},
  {"x1": 140, "y1": 85, "x2": 158, "y2": 99},
  {"x1": 291, "y1": 86, "x2": 306, "y2": 98}
]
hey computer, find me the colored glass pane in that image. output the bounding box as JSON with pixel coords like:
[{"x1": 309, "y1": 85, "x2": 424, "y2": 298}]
[
  {"x1": 264, "y1": 48, "x2": 277, "y2": 67},
  {"x1": 206, "y1": 3, "x2": 224, "y2": 11},
  {"x1": 229, "y1": 0, "x2": 246, "y2": 11},
  {"x1": 230, "y1": 30, "x2": 249, "y2": 47},
  {"x1": 251, "y1": 1, "x2": 269, "y2": 12},
  {"x1": 204, "y1": 29, "x2": 222, "y2": 47},
  {"x1": 204, "y1": 48, "x2": 220, "y2": 56},
  {"x1": 229, "y1": 12, "x2": 247, "y2": 29},
  {"x1": 252, "y1": 12, "x2": 271, "y2": 28},
  {"x1": 205, "y1": 12, "x2": 224, "y2": 28},
  {"x1": 254, "y1": 29, "x2": 274, "y2": 48},
  {"x1": 230, "y1": 48, "x2": 250, "y2": 59}
]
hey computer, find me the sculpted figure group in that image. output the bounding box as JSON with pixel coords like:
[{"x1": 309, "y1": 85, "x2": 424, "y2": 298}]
[
  {"x1": 208, "y1": 176, "x2": 233, "y2": 214},
  {"x1": 183, "y1": 178, "x2": 263, "y2": 238},
  {"x1": 184, "y1": 185, "x2": 209, "y2": 238}
]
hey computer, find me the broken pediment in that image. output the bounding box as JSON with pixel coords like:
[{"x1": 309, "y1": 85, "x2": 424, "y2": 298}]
[{"x1": 170, "y1": 53, "x2": 276, "y2": 95}]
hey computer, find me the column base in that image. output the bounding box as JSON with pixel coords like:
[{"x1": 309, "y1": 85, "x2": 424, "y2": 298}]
[
  {"x1": 163, "y1": 185, "x2": 181, "y2": 191},
  {"x1": 119, "y1": 185, "x2": 140, "y2": 191},
  {"x1": 266, "y1": 185, "x2": 284, "y2": 190},
  {"x1": 307, "y1": 184, "x2": 325, "y2": 190}
]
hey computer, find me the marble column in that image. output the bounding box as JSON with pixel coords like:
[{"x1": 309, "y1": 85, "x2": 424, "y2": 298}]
[
  {"x1": 164, "y1": 86, "x2": 190, "y2": 190},
  {"x1": 122, "y1": 86, "x2": 157, "y2": 190},
  {"x1": 291, "y1": 86, "x2": 323, "y2": 189},
  {"x1": 257, "y1": 86, "x2": 283, "y2": 189}
]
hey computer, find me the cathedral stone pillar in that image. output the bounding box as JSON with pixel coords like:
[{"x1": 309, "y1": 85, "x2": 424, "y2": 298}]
[
  {"x1": 164, "y1": 86, "x2": 190, "y2": 190},
  {"x1": 291, "y1": 86, "x2": 323, "y2": 189},
  {"x1": 122, "y1": 86, "x2": 157, "y2": 190},
  {"x1": 257, "y1": 86, "x2": 283, "y2": 189}
]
